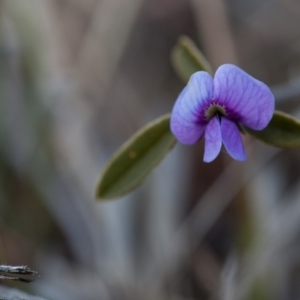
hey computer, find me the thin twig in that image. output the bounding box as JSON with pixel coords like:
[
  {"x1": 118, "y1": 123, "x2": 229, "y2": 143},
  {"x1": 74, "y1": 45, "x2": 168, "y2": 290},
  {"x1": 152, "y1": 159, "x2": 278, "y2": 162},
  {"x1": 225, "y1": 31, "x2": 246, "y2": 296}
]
[{"x1": 0, "y1": 265, "x2": 39, "y2": 283}]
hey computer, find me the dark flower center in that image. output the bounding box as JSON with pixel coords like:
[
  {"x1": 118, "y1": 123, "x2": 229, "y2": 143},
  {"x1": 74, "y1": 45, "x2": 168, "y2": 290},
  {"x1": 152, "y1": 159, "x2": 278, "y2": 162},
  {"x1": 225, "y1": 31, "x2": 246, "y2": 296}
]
[{"x1": 204, "y1": 103, "x2": 227, "y2": 121}]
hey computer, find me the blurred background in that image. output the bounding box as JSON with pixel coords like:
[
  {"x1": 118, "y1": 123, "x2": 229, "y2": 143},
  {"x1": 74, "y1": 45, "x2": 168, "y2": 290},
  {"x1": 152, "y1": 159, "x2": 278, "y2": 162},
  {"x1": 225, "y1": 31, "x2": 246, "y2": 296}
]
[{"x1": 1, "y1": 0, "x2": 300, "y2": 299}]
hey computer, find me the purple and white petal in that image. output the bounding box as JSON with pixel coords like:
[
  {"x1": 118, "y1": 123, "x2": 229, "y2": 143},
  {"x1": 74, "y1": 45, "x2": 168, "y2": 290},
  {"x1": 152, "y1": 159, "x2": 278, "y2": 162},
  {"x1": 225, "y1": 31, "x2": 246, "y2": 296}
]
[
  {"x1": 213, "y1": 64, "x2": 274, "y2": 130},
  {"x1": 171, "y1": 72, "x2": 213, "y2": 144},
  {"x1": 203, "y1": 116, "x2": 222, "y2": 162},
  {"x1": 221, "y1": 117, "x2": 247, "y2": 161}
]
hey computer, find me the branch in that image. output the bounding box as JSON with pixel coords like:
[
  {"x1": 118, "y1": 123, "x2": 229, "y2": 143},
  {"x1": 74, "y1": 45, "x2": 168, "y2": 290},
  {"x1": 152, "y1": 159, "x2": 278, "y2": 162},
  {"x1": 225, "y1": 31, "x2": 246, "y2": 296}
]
[{"x1": 0, "y1": 265, "x2": 39, "y2": 283}]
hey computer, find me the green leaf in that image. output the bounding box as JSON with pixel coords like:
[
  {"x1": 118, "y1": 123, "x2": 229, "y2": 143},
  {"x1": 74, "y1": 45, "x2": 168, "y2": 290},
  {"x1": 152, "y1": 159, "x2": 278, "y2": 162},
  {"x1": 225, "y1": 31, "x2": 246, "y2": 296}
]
[
  {"x1": 171, "y1": 36, "x2": 213, "y2": 82},
  {"x1": 96, "y1": 114, "x2": 177, "y2": 200},
  {"x1": 245, "y1": 110, "x2": 300, "y2": 148}
]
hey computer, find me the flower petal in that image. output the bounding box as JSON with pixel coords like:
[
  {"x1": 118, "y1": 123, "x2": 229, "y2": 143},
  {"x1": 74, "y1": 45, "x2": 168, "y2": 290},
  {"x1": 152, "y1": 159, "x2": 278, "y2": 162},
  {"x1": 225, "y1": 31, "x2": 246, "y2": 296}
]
[
  {"x1": 214, "y1": 64, "x2": 274, "y2": 130},
  {"x1": 221, "y1": 117, "x2": 247, "y2": 161},
  {"x1": 204, "y1": 116, "x2": 222, "y2": 162},
  {"x1": 171, "y1": 72, "x2": 213, "y2": 144}
]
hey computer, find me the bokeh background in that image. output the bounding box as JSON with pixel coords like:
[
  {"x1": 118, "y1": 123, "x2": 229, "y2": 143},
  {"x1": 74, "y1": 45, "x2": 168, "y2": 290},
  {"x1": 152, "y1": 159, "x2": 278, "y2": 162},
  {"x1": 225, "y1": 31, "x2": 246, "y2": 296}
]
[{"x1": 1, "y1": 0, "x2": 300, "y2": 299}]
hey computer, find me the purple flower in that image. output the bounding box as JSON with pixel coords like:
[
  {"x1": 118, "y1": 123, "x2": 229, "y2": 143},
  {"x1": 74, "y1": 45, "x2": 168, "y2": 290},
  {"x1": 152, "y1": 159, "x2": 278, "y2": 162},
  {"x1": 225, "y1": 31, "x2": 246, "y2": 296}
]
[{"x1": 170, "y1": 64, "x2": 275, "y2": 162}]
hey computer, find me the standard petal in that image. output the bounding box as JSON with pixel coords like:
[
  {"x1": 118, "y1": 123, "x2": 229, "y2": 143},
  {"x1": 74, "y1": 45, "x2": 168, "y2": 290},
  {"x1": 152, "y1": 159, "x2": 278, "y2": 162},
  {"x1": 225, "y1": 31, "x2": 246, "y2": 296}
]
[
  {"x1": 214, "y1": 64, "x2": 274, "y2": 130},
  {"x1": 221, "y1": 117, "x2": 247, "y2": 161},
  {"x1": 203, "y1": 116, "x2": 222, "y2": 162},
  {"x1": 171, "y1": 72, "x2": 213, "y2": 144}
]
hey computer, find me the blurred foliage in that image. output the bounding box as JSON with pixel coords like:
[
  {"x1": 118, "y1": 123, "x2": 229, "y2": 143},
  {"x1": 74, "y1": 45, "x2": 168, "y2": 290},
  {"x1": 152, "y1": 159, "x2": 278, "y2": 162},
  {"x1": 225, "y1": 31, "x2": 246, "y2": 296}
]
[{"x1": 0, "y1": 1, "x2": 300, "y2": 300}]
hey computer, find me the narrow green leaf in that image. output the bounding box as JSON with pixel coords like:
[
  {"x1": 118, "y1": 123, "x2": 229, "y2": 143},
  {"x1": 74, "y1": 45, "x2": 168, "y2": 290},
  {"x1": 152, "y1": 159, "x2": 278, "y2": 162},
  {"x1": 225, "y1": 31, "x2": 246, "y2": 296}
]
[
  {"x1": 96, "y1": 114, "x2": 177, "y2": 200},
  {"x1": 245, "y1": 110, "x2": 300, "y2": 148},
  {"x1": 171, "y1": 36, "x2": 213, "y2": 82}
]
